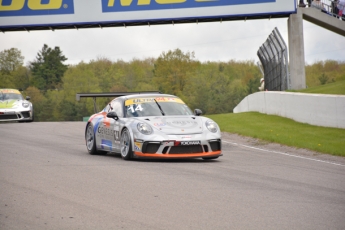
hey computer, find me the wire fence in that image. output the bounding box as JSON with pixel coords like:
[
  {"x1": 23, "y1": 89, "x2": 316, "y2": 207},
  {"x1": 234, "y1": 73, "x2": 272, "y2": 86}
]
[
  {"x1": 301, "y1": 0, "x2": 345, "y2": 19},
  {"x1": 257, "y1": 27, "x2": 290, "y2": 91}
]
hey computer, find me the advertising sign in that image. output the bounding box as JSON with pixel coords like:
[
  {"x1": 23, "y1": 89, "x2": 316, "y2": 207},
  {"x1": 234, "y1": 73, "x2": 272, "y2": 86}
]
[{"x1": 0, "y1": 0, "x2": 296, "y2": 32}]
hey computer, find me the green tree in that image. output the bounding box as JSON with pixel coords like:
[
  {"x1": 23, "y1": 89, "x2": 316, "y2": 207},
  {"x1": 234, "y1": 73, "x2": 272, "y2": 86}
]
[
  {"x1": 0, "y1": 48, "x2": 24, "y2": 74},
  {"x1": 0, "y1": 48, "x2": 26, "y2": 89},
  {"x1": 246, "y1": 74, "x2": 261, "y2": 94},
  {"x1": 30, "y1": 44, "x2": 68, "y2": 90},
  {"x1": 153, "y1": 49, "x2": 199, "y2": 96},
  {"x1": 318, "y1": 73, "x2": 329, "y2": 85}
]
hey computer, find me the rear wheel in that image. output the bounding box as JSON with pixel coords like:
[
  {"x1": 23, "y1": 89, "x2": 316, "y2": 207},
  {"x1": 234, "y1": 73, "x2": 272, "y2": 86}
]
[
  {"x1": 120, "y1": 128, "x2": 133, "y2": 160},
  {"x1": 85, "y1": 123, "x2": 106, "y2": 155}
]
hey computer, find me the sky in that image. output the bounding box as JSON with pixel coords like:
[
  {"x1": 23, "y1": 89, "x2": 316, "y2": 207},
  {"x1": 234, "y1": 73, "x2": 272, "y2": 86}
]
[{"x1": 0, "y1": 13, "x2": 344, "y2": 66}]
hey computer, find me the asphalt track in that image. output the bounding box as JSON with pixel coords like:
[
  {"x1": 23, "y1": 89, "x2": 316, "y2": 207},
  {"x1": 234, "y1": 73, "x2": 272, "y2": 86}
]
[{"x1": 0, "y1": 122, "x2": 344, "y2": 230}]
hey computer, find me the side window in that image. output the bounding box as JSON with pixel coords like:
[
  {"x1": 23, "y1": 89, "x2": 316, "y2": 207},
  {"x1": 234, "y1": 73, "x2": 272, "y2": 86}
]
[{"x1": 111, "y1": 100, "x2": 124, "y2": 117}]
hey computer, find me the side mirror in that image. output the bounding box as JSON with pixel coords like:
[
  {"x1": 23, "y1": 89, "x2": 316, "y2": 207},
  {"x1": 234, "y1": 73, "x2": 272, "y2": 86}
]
[
  {"x1": 194, "y1": 109, "x2": 203, "y2": 116},
  {"x1": 107, "y1": 111, "x2": 119, "y2": 120},
  {"x1": 26, "y1": 96, "x2": 31, "y2": 101}
]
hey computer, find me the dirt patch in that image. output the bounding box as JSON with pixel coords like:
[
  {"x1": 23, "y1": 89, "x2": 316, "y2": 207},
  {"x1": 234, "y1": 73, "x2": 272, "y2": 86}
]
[{"x1": 222, "y1": 132, "x2": 345, "y2": 165}]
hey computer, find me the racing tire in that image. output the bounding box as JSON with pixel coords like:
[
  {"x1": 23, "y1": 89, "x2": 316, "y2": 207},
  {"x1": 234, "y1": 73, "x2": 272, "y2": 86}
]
[
  {"x1": 202, "y1": 156, "x2": 219, "y2": 160},
  {"x1": 120, "y1": 128, "x2": 133, "y2": 161},
  {"x1": 85, "y1": 123, "x2": 107, "y2": 155}
]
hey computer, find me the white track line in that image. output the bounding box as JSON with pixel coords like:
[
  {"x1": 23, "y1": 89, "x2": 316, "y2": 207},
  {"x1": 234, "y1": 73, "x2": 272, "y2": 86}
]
[{"x1": 223, "y1": 140, "x2": 345, "y2": 167}]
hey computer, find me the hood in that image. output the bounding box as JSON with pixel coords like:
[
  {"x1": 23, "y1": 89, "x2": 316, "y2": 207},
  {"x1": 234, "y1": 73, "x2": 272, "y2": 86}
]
[
  {"x1": 143, "y1": 116, "x2": 204, "y2": 134},
  {"x1": 0, "y1": 99, "x2": 20, "y2": 109}
]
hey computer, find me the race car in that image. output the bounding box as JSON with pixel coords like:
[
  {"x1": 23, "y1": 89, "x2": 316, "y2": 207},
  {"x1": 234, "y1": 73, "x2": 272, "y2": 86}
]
[
  {"x1": 0, "y1": 89, "x2": 33, "y2": 122},
  {"x1": 81, "y1": 92, "x2": 222, "y2": 160}
]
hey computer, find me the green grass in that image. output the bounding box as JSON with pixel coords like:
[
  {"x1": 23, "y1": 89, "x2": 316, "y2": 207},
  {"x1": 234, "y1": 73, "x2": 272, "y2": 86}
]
[
  {"x1": 207, "y1": 112, "x2": 345, "y2": 157},
  {"x1": 289, "y1": 80, "x2": 345, "y2": 95}
]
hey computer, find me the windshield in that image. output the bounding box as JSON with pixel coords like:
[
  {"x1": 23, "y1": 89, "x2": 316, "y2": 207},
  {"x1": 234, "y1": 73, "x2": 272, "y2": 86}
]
[
  {"x1": 125, "y1": 97, "x2": 193, "y2": 117},
  {"x1": 0, "y1": 92, "x2": 23, "y2": 100}
]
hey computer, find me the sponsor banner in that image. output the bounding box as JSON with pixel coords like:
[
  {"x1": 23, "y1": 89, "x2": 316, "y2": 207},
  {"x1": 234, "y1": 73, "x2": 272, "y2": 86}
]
[
  {"x1": 102, "y1": 0, "x2": 276, "y2": 12},
  {"x1": 0, "y1": 89, "x2": 21, "y2": 94},
  {"x1": 0, "y1": 0, "x2": 296, "y2": 30},
  {"x1": 0, "y1": 0, "x2": 74, "y2": 17},
  {"x1": 125, "y1": 97, "x2": 184, "y2": 106}
]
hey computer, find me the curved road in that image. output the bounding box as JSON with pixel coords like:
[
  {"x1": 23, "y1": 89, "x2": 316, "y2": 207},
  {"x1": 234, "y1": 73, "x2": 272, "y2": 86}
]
[{"x1": 0, "y1": 122, "x2": 344, "y2": 230}]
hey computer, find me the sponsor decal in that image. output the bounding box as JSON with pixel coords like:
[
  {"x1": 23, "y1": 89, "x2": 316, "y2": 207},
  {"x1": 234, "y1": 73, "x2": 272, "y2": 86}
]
[
  {"x1": 0, "y1": 0, "x2": 75, "y2": 17},
  {"x1": 0, "y1": 100, "x2": 17, "y2": 109},
  {"x1": 163, "y1": 140, "x2": 174, "y2": 146},
  {"x1": 98, "y1": 125, "x2": 120, "y2": 141},
  {"x1": 0, "y1": 89, "x2": 20, "y2": 94},
  {"x1": 125, "y1": 97, "x2": 184, "y2": 106},
  {"x1": 165, "y1": 120, "x2": 198, "y2": 128},
  {"x1": 163, "y1": 140, "x2": 201, "y2": 146},
  {"x1": 103, "y1": 118, "x2": 111, "y2": 127},
  {"x1": 180, "y1": 141, "x2": 201, "y2": 145},
  {"x1": 154, "y1": 122, "x2": 166, "y2": 127},
  {"x1": 0, "y1": 111, "x2": 15, "y2": 114},
  {"x1": 101, "y1": 139, "x2": 112, "y2": 150},
  {"x1": 134, "y1": 142, "x2": 142, "y2": 151},
  {"x1": 102, "y1": 0, "x2": 275, "y2": 12}
]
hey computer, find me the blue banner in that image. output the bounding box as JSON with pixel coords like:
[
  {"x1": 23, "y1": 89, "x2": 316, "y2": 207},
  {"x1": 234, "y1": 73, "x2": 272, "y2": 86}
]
[
  {"x1": 0, "y1": 0, "x2": 74, "y2": 17},
  {"x1": 102, "y1": 0, "x2": 276, "y2": 12}
]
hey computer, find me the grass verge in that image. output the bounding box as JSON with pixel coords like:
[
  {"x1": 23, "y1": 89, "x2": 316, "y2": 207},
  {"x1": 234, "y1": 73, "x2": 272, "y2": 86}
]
[
  {"x1": 289, "y1": 80, "x2": 345, "y2": 95},
  {"x1": 207, "y1": 112, "x2": 345, "y2": 157}
]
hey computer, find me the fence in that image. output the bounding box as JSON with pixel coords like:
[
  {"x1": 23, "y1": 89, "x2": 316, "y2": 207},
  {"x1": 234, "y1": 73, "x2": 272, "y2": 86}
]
[
  {"x1": 302, "y1": 0, "x2": 344, "y2": 19},
  {"x1": 257, "y1": 27, "x2": 290, "y2": 91}
]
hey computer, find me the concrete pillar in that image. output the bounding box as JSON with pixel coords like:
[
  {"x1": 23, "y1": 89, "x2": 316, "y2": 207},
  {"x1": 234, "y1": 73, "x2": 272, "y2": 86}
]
[{"x1": 288, "y1": 8, "x2": 306, "y2": 90}]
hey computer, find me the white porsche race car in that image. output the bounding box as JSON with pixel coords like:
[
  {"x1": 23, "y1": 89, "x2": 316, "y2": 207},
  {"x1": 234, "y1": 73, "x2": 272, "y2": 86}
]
[
  {"x1": 0, "y1": 89, "x2": 33, "y2": 122},
  {"x1": 78, "y1": 92, "x2": 222, "y2": 161}
]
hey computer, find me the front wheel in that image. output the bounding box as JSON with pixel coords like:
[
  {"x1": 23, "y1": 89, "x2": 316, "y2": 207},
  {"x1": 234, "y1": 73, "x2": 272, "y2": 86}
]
[
  {"x1": 120, "y1": 128, "x2": 133, "y2": 160},
  {"x1": 85, "y1": 123, "x2": 106, "y2": 155}
]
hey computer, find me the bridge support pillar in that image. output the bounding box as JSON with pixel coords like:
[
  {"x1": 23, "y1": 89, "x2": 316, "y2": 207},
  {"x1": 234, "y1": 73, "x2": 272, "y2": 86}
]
[{"x1": 288, "y1": 8, "x2": 306, "y2": 90}]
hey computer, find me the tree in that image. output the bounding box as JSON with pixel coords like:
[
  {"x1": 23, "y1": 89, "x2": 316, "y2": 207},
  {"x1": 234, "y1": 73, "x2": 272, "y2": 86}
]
[
  {"x1": 318, "y1": 73, "x2": 329, "y2": 85},
  {"x1": 246, "y1": 74, "x2": 261, "y2": 94},
  {"x1": 0, "y1": 48, "x2": 24, "y2": 74},
  {"x1": 0, "y1": 48, "x2": 29, "y2": 89},
  {"x1": 30, "y1": 44, "x2": 68, "y2": 90},
  {"x1": 153, "y1": 49, "x2": 199, "y2": 95}
]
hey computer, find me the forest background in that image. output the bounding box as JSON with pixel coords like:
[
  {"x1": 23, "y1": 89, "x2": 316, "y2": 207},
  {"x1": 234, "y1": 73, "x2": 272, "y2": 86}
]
[{"x1": 1, "y1": 45, "x2": 345, "y2": 121}]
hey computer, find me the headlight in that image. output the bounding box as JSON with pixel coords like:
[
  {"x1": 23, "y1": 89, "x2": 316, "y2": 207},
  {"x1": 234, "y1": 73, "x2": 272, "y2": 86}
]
[
  {"x1": 137, "y1": 122, "x2": 153, "y2": 135},
  {"x1": 22, "y1": 102, "x2": 30, "y2": 108},
  {"x1": 206, "y1": 120, "x2": 218, "y2": 133}
]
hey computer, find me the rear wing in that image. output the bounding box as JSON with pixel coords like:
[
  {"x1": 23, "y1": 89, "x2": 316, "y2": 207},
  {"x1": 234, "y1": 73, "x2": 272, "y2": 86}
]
[{"x1": 76, "y1": 91, "x2": 161, "y2": 113}]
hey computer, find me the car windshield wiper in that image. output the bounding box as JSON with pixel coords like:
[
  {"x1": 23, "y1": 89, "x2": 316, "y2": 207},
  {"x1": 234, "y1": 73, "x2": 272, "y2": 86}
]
[{"x1": 154, "y1": 99, "x2": 165, "y2": 116}]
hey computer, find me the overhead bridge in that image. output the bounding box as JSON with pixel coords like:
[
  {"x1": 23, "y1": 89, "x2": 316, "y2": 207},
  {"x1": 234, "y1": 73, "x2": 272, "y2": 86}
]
[
  {"x1": 300, "y1": 7, "x2": 345, "y2": 37},
  {"x1": 288, "y1": 7, "x2": 345, "y2": 90}
]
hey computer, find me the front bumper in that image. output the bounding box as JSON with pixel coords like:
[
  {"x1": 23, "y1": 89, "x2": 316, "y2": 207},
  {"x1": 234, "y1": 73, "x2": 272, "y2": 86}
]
[
  {"x1": 0, "y1": 110, "x2": 33, "y2": 122},
  {"x1": 133, "y1": 138, "x2": 222, "y2": 159}
]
